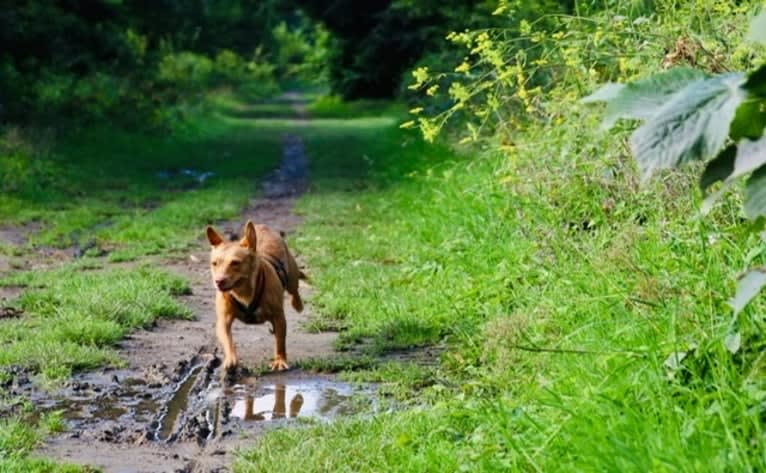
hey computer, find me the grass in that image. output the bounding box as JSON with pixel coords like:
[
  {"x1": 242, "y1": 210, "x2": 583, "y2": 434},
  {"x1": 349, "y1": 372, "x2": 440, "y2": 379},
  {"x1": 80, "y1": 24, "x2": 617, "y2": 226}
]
[
  {"x1": 0, "y1": 412, "x2": 90, "y2": 472},
  {"x1": 234, "y1": 86, "x2": 766, "y2": 470},
  {"x1": 0, "y1": 89, "x2": 321, "y2": 384},
  {"x1": 1, "y1": 22, "x2": 764, "y2": 469},
  {"x1": 0, "y1": 90, "x2": 307, "y2": 469},
  {"x1": 0, "y1": 265, "x2": 191, "y2": 381},
  {"x1": 0, "y1": 102, "x2": 285, "y2": 261}
]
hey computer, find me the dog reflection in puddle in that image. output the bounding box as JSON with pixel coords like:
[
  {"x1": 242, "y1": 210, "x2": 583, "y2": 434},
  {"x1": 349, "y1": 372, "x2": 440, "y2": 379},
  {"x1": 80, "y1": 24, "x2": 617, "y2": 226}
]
[{"x1": 236, "y1": 384, "x2": 304, "y2": 421}]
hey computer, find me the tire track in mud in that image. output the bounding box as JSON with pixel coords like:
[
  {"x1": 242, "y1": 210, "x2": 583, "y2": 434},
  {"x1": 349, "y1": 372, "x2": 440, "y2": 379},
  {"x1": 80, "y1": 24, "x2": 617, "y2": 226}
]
[{"x1": 27, "y1": 124, "x2": 370, "y2": 473}]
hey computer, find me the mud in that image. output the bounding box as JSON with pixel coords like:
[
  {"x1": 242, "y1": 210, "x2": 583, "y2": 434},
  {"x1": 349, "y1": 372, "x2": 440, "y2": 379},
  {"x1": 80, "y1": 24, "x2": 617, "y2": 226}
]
[{"x1": 25, "y1": 106, "x2": 373, "y2": 473}]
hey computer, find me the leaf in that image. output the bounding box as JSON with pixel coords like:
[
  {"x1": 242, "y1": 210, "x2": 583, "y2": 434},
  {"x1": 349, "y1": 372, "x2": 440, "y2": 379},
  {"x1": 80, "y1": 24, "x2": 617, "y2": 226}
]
[
  {"x1": 732, "y1": 134, "x2": 766, "y2": 183},
  {"x1": 630, "y1": 72, "x2": 747, "y2": 180},
  {"x1": 729, "y1": 99, "x2": 766, "y2": 141},
  {"x1": 700, "y1": 133, "x2": 766, "y2": 208},
  {"x1": 663, "y1": 351, "x2": 687, "y2": 371},
  {"x1": 744, "y1": 165, "x2": 766, "y2": 219},
  {"x1": 730, "y1": 267, "x2": 766, "y2": 314},
  {"x1": 581, "y1": 83, "x2": 624, "y2": 103},
  {"x1": 747, "y1": 11, "x2": 766, "y2": 45},
  {"x1": 743, "y1": 64, "x2": 766, "y2": 98},
  {"x1": 724, "y1": 332, "x2": 741, "y2": 354},
  {"x1": 582, "y1": 68, "x2": 709, "y2": 129},
  {"x1": 699, "y1": 145, "x2": 736, "y2": 195}
]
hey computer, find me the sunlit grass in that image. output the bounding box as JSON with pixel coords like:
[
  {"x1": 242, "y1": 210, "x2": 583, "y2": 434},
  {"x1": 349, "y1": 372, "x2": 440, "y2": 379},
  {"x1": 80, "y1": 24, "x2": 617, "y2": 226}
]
[
  {"x1": 0, "y1": 266, "x2": 190, "y2": 381},
  {"x1": 236, "y1": 93, "x2": 766, "y2": 471}
]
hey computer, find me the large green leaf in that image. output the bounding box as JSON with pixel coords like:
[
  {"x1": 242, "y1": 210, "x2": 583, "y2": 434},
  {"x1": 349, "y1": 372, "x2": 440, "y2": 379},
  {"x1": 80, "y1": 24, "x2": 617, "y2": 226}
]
[
  {"x1": 729, "y1": 99, "x2": 766, "y2": 141},
  {"x1": 630, "y1": 73, "x2": 746, "y2": 179},
  {"x1": 699, "y1": 144, "x2": 736, "y2": 195},
  {"x1": 730, "y1": 267, "x2": 766, "y2": 314},
  {"x1": 748, "y1": 11, "x2": 766, "y2": 45},
  {"x1": 744, "y1": 165, "x2": 766, "y2": 219},
  {"x1": 743, "y1": 64, "x2": 766, "y2": 99},
  {"x1": 582, "y1": 68, "x2": 709, "y2": 129},
  {"x1": 733, "y1": 134, "x2": 766, "y2": 182}
]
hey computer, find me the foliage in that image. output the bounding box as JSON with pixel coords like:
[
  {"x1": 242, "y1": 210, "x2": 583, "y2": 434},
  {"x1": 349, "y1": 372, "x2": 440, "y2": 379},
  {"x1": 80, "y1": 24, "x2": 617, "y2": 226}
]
[
  {"x1": 238, "y1": 81, "x2": 766, "y2": 470},
  {"x1": 295, "y1": 0, "x2": 526, "y2": 99},
  {"x1": 407, "y1": 1, "x2": 760, "y2": 142},
  {"x1": 232, "y1": 2, "x2": 766, "y2": 471},
  {"x1": 583, "y1": 10, "x2": 766, "y2": 312},
  {"x1": 0, "y1": 1, "x2": 323, "y2": 126}
]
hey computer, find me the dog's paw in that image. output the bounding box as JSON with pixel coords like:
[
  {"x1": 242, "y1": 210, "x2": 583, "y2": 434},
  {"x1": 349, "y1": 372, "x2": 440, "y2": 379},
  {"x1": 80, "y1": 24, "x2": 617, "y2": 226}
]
[
  {"x1": 223, "y1": 357, "x2": 239, "y2": 372},
  {"x1": 270, "y1": 358, "x2": 290, "y2": 371}
]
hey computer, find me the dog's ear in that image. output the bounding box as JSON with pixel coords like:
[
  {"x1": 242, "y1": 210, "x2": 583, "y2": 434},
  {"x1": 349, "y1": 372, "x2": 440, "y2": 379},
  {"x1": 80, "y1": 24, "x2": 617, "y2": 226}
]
[
  {"x1": 241, "y1": 220, "x2": 257, "y2": 249},
  {"x1": 206, "y1": 226, "x2": 224, "y2": 246}
]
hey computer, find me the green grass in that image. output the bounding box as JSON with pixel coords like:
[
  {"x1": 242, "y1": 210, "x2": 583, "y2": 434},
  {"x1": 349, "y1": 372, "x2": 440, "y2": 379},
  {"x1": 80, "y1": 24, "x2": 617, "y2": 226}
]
[
  {"x1": 0, "y1": 265, "x2": 191, "y2": 381},
  {"x1": 0, "y1": 91, "x2": 314, "y2": 382},
  {"x1": 0, "y1": 412, "x2": 90, "y2": 472},
  {"x1": 0, "y1": 103, "x2": 286, "y2": 260},
  {"x1": 0, "y1": 91, "x2": 318, "y2": 469},
  {"x1": 234, "y1": 89, "x2": 766, "y2": 470}
]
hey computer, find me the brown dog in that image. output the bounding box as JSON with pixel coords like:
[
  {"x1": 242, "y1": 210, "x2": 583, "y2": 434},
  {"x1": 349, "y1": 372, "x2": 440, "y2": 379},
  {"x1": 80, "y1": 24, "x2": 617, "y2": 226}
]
[{"x1": 206, "y1": 220, "x2": 303, "y2": 371}]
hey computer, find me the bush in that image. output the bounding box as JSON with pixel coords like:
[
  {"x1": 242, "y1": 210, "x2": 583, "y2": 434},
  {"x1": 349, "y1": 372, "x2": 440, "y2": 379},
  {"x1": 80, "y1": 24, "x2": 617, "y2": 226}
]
[{"x1": 157, "y1": 52, "x2": 214, "y2": 90}]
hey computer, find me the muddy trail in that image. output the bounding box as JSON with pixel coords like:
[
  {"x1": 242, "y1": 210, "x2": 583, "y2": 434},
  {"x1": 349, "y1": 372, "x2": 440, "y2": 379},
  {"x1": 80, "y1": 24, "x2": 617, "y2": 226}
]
[{"x1": 5, "y1": 112, "x2": 373, "y2": 472}]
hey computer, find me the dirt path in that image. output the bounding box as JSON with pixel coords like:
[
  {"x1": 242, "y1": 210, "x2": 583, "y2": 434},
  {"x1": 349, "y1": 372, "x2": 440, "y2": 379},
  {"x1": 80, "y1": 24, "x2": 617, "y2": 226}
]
[{"x1": 29, "y1": 122, "x2": 360, "y2": 472}]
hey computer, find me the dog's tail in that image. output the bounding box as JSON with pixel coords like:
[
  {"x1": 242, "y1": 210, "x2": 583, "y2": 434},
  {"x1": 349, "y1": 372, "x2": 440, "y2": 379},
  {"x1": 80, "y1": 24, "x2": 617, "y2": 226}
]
[{"x1": 291, "y1": 293, "x2": 304, "y2": 313}]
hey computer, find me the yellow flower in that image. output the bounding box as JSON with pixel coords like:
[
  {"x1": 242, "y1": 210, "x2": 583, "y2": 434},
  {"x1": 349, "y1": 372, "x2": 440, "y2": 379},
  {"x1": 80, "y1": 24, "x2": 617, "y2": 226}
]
[
  {"x1": 426, "y1": 85, "x2": 440, "y2": 96},
  {"x1": 409, "y1": 67, "x2": 430, "y2": 89},
  {"x1": 409, "y1": 107, "x2": 424, "y2": 115},
  {"x1": 455, "y1": 61, "x2": 471, "y2": 74},
  {"x1": 400, "y1": 120, "x2": 416, "y2": 129}
]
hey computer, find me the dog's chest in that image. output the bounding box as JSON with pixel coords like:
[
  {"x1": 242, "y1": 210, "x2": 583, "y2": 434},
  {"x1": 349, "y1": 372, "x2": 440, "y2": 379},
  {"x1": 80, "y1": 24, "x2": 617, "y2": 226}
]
[{"x1": 235, "y1": 305, "x2": 268, "y2": 325}]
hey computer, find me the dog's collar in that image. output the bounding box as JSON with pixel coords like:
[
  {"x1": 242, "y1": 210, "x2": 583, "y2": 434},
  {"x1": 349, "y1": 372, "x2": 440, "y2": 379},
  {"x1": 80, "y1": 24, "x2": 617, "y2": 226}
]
[{"x1": 229, "y1": 265, "x2": 267, "y2": 321}]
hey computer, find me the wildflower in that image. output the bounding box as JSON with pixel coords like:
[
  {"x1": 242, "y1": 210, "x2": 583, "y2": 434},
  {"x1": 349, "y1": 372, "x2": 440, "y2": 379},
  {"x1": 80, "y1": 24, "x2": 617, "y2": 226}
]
[{"x1": 455, "y1": 61, "x2": 471, "y2": 74}]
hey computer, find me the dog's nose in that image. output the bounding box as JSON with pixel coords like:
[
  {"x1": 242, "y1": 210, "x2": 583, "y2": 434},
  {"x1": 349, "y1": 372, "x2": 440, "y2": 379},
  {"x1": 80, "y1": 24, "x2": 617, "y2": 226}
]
[{"x1": 215, "y1": 278, "x2": 227, "y2": 288}]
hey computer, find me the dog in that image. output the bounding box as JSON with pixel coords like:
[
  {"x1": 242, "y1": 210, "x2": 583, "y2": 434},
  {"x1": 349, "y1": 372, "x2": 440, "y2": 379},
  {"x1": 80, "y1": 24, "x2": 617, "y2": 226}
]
[{"x1": 206, "y1": 220, "x2": 304, "y2": 372}]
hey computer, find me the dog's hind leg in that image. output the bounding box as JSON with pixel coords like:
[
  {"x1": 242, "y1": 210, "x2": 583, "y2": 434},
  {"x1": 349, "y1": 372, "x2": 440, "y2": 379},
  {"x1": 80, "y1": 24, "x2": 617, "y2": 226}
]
[{"x1": 284, "y1": 246, "x2": 304, "y2": 313}]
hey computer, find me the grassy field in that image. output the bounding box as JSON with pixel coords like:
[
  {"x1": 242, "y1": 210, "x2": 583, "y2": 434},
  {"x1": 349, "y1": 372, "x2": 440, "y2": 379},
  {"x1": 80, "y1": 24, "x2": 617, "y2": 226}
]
[{"x1": 234, "y1": 89, "x2": 765, "y2": 470}]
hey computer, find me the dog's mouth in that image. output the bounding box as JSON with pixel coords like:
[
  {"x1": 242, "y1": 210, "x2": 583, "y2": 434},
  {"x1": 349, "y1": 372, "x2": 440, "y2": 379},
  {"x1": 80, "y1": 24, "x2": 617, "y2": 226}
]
[{"x1": 215, "y1": 280, "x2": 234, "y2": 291}]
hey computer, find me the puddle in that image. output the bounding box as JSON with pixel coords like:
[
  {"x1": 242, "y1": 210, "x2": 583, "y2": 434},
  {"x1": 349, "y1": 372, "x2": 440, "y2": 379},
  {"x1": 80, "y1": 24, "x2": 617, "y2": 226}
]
[
  {"x1": 225, "y1": 379, "x2": 359, "y2": 422},
  {"x1": 144, "y1": 359, "x2": 371, "y2": 445}
]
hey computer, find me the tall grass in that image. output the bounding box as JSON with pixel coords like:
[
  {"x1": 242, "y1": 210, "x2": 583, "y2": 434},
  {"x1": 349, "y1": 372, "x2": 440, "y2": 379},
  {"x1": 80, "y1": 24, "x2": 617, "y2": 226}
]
[{"x1": 238, "y1": 2, "x2": 766, "y2": 470}]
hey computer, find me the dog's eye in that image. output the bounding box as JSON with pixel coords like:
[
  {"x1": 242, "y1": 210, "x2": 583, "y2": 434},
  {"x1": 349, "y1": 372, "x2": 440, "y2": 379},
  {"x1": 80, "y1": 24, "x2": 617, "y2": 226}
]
[
  {"x1": 230, "y1": 260, "x2": 241, "y2": 266},
  {"x1": 212, "y1": 261, "x2": 219, "y2": 267}
]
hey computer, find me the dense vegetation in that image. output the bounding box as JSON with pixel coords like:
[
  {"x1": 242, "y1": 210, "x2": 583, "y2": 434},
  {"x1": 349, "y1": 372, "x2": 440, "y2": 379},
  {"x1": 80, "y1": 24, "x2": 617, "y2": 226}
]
[{"x1": 2, "y1": 0, "x2": 766, "y2": 471}]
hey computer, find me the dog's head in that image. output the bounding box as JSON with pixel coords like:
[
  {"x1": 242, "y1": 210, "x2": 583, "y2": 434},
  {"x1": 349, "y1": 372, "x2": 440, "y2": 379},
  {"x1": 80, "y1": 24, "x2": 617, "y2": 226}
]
[{"x1": 206, "y1": 220, "x2": 259, "y2": 292}]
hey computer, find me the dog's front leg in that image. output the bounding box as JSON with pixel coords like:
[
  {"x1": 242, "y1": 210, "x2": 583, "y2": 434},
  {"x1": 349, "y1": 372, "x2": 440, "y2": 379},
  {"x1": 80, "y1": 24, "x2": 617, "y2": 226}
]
[
  {"x1": 216, "y1": 297, "x2": 238, "y2": 370},
  {"x1": 270, "y1": 312, "x2": 289, "y2": 371}
]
